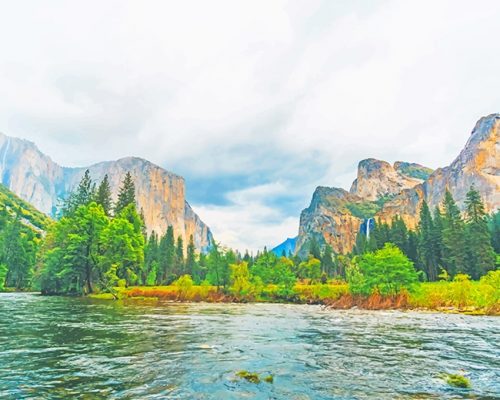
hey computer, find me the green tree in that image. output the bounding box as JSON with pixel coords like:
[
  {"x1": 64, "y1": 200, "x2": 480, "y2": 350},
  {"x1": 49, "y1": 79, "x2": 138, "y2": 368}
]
[
  {"x1": 298, "y1": 256, "x2": 322, "y2": 283},
  {"x1": 63, "y1": 169, "x2": 96, "y2": 216},
  {"x1": 321, "y1": 245, "x2": 336, "y2": 276},
  {"x1": 186, "y1": 235, "x2": 198, "y2": 282},
  {"x1": 114, "y1": 172, "x2": 136, "y2": 214},
  {"x1": 102, "y1": 204, "x2": 145, "y2": 286},
  {"x1": 1, "y1": 218, "x2": 33, "y2": 289},
  {"x1": 0, "y1": 263, "x2": 7, "y2": 291},
  {"x1": 206, "y1": 242, "x2": 230, "y2": 289},
  {"x1": 442, "y1": 190, "x2": 467, "y2": 276},
  {"x1": 158, "y1": 226, "x2": 175, "y2": 283},
  {"x1": 95, "y1": 174, "x2": 113, "y2": 216},
  {"x1": 309, "y1": 237, "x2": 321, "y2": 259},
  {"x1": 41, "y1": 202, "x2": 109, "y2": 295},
  {"x1": 417, "y1": 201, "x2": 438, "y2": 281},
  {"x1": 464, "y1": 186, "x2": 495, "y2": 279},
  {"x1": 144, "y1": 231, "x2": 159, "y2": 285},
  {"x1": 175, "y1": 235, "x2": 184, "y2": 275},
  {"x1": 488, "y1": 210, "x2": 500, "y2": 253},
  {"x1": 348, "y1": 243, "x2": 419, "y2": 296}
]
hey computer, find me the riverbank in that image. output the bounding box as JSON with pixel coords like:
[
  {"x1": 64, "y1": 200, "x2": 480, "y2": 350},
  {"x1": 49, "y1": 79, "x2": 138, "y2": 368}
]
[{"x1": 89, "y1": 280, "x2": 499, "y2": 316}]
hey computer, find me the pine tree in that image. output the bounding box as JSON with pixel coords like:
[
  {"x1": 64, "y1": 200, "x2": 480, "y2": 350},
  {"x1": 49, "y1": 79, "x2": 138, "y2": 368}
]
[
  {"x1": 432, "y1": 206, "x2": 445, "y2": 269},
  {"x1": 63, "y1": 169, "x2": 96, "y2": 216},
  {"x1": 144, "y1": 231, "x2": 159, "y2": 285},
  {"x1": 309, "y1": 237, "x2": 321, "y2": 260},
  {"x1": 464, "y1": 186, "x2": 495, "y2": 278},
  {"x1": 417, "y1": 201, "x2": 438, "y2": 281},
  {"x1": 488, "y1": 211, "x2": 500, "y2": 253},
  {"x1": 186, "y1": 235, "x2": 198, "y2": 281},
  {"x1": 441, "y1": 190, "x2": 467, "y2": 276},
  {"x1": 389, "y1": 216, "x2": 409, "y2": 256},
  {"x1": 321, "y1": 245, "x2": 335, "y2": 276},
  {"x1": 95, "y1": 174, "x2": 113, "y2": 216},
  {"x1": 158, "y1": 226, "x2": 175, "y2": 283},
  {"x1": 175, "y1": 235, "x2": 184, "y2": 275},
  {"x1": 115, "y1": 172, "x2": 136, "y2": 214}
]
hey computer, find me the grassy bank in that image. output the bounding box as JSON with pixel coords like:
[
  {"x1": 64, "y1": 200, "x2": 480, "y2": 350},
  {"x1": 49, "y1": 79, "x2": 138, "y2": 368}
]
[{"x1": 89, "y1": 279, "x2": 499, "y2": 315}]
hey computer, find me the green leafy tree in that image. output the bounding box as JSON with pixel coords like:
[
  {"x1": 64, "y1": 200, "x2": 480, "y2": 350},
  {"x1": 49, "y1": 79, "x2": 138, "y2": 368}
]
[
  {"x1": 464, "y1": 186, "x2": 495, "y2": 279},
  {"x1": 0, "y1": 263, "x2": 7, "y2": 291},
  {"x1": 348, "y1": 243, "x2": 419, "y2": 296},
  {"x1": 41, "y1": 202, "x2": 109, "y2": 294},
  {"x1": 114, "y1": 172, "x2": 136, "y2": 214},
  {"x1": 102, "y1": 204, "x2": 145, "y2": 286},
  {"x1": 206, "y1": 242, "x2": 230, "y2": 289},
  {"x1": 298, "y1": 256, "x2": 322, "y2": 283},
  {"x1": 1, "y1": 218, "x2": 33, "y2": 289}
]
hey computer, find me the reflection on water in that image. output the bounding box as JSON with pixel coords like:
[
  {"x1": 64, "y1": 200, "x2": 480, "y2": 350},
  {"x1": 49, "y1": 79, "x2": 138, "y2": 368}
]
[{"x1": 0, "y1": 293, "x2": 498, "y2": 399}]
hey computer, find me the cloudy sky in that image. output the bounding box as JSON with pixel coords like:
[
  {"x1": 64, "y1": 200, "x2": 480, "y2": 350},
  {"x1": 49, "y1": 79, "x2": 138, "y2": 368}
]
[{"x1": 0, "y1": 0, "x2": 499, "y2": 252}]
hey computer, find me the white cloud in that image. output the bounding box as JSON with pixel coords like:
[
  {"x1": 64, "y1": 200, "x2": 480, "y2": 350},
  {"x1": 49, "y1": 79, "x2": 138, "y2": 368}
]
[
  {"x1": 0, "y1": 0, "x2": 499, "y2": 251},
  {"x1": 194, "y1": 182, "x2": 299, "y2": 253}
]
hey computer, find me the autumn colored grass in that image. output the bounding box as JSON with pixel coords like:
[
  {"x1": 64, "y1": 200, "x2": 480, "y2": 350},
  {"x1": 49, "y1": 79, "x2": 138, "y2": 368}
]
[{"x1": 90, "y1": 275, "x2": 499, "y2": 315}]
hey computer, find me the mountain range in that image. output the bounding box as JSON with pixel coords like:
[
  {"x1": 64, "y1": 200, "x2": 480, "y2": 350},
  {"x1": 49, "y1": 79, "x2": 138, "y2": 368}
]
[
  {"x1": 275, "y1": 113, "x2": 499, "y2": 256},
  {"x1": 0, "y1": 133, "x2": 213, "y2": 252}
]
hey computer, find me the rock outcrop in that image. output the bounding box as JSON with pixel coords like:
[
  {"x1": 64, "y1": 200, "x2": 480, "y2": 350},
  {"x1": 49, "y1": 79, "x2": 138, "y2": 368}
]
[
  {"x1": 0, "y1": 133, "x2": 213, "y2": 252},
  {"x1": 378, "y1": 113, "x2": 500, "y2": 228},
  {"x1": 296, "y1": 113, "x2": 499, "y2": 255},
  {"x1": 350, "y1": 158, "x2": 426, "y2": 201}
]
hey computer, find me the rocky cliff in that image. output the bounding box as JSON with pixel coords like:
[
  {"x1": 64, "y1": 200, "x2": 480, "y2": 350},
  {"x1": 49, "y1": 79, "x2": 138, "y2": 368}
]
[
  {"x1": 296, "y1": 113, "x2": 499, "y2": 255},
  {"x1": 0, "y1": 133, "x2": 213, "y2": 252},
  {"x1": 350, "y1": 158, "x2": 428, "y2": 201},
  {"x1": 378, "y1": 113, "x2": 500, "y2": 228}
]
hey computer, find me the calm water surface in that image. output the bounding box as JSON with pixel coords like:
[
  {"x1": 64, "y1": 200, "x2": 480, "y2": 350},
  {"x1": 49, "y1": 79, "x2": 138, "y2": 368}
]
[{"x1": 0, "y1": 293, "x2": 499, "y2": 399}]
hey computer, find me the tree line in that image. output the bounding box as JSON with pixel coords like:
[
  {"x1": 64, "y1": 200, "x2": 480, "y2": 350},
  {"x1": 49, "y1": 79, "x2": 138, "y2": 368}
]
[
  {"x1": 353, "y1": 187, "x2": 498, "y2": 281},
  {"x1": 1, "y1": 168, "x2": 498, "y2": 295}
]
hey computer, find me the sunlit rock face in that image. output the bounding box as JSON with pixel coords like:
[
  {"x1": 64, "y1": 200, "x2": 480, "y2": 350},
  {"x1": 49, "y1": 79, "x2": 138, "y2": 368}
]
[
  {"x1": 350, "y1": 158, "x2": 425, "y2": 201},
  {"x1": 297, "y1": 114, "x2": 499, "y2": 255},
  {"x1": 296, "y1": 187, "x2": 363, "y2": 256},
  {"x1": 0, "y1": 133, "x2": 213, "y2": 252},
  {"x1": 378, "y1": 113, "x2": 500, "y2": 228}
]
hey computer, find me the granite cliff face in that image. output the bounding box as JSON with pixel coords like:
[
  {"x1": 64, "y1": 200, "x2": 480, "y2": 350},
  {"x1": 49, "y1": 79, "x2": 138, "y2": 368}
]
[
  {"x1": 378, "y1": 113, "x2": 500, "y2": 228},
  {"x1": 296, "y1": 187, "x2": 364, "y2": 256},
  {"x1": 350, "y1": 158, "x2": 428, "y2": 201},
  {"x1": 0, "y1": 133, "x2": 213, "y2": 252},
  {"x1": 296, "y1": 113, "x2": 499, "y2": 255}
]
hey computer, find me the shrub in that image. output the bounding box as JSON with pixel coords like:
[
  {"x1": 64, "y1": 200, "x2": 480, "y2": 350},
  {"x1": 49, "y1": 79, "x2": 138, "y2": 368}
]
[
  {"x1": 173, "y1": 275, "x2": 194, "y2": 300},
  {"x1": 348, "y1": 243, "x2": 419, "y2": 296}
]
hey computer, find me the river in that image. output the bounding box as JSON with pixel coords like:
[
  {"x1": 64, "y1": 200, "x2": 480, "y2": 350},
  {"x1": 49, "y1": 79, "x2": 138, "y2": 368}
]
[{"x1": 0, "y1": 293, "x2": 498, "y2": 399}]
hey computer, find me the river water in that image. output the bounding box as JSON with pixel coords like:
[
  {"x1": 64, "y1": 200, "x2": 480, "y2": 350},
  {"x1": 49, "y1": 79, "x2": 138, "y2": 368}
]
[{"x1": 0, "y1": 293, "x2": 498, "y2": 399}]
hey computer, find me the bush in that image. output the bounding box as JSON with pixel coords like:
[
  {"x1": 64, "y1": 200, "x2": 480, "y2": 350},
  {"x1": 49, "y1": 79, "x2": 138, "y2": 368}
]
[
  {"x1": 173, "y1": 275, "x2": 194, "y2": 300},
  {"x1": 348, "y1": 243, "x2": 419, "y2": 296}
]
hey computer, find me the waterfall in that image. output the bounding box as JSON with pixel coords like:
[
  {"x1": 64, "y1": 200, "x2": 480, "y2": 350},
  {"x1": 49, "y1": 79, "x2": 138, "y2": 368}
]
[{"x1": 366, "y1": 218, "x2": 372, "y2": 240}]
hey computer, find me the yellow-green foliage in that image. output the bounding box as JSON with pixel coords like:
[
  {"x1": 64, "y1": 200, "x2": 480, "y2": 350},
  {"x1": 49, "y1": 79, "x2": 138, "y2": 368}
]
[
  {"x1": 295, "y1": 283, "x2": 349, "y2": 303},
  {"x1": 229, "y1": 262, "x2": 262, "y2": 300},
  {"x1": 409, "y1": 272, "x2": 500, "y2": 314},
  {"x1": 0, "y1": 184, "x2": 52, "y2": 233},
  {"x1": 173, "y1": 275, "x2": 194, "y2": 300}
]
